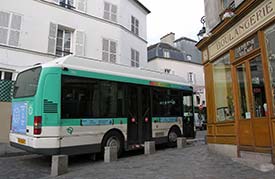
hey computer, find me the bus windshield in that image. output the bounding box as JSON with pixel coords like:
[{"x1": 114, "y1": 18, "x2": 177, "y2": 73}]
[{"x1": 13, "y1": 67, "x2": 42, "y2": 98}]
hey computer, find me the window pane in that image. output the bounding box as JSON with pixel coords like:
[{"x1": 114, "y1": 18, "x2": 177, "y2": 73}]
[
  {"x1": 0, "y1": 71, "x2": 2, "y2": 79},
  {"x1": 104, "y1": 2, "x2": 110, "y2": 11},
  {"x1": 0, "y1": 28, "x2": 8, "y2": 44},
  {"x1": 8, "y1": 30, "x2": 20, "y2": 46},
  {"x1": 265, "y1": 24, "x2": 275, "y2": 116},
  {"x1": 4, "y1": 72, "x2": 12, "y2": 81},
  {"x1": 100, "y1": 81, "x2": 117, "y2": 117},
  {"x1": 104, "y1": 12, "x2": 110, "y2": 20},
  {"x1": 102, "y1": 52, "x2": 109, "y2": 61},
  {"x1": 64, "y1": 31, "x2": 71, "y2": 49},
  {"x1": 102, "y1": 39, "x2": 109, "y2": 51},
  {"x1": 110, "y1": 41, "x2": 116, "y2": 53},
  {"x1": 14, "y1": 67, "x2": 41, "y2": 98},
  {"x1": 0, "y1": 11, "x2": 10, "y2": 28},
  {"x1": 236, "y1": 64, "x2": 250, "y2": 119},
  {"x1": 110, "y1": 54, "x2": 116, "y2": 63},
  {"x1": 250, "y1": 57, "x2": 267, "y2": 117},
  {"x1": 213, "y1": 54, "x2": 234, "y2": 121},
  {"x1": 111, "y1": 5, "x2": 117, "y2": 13}
]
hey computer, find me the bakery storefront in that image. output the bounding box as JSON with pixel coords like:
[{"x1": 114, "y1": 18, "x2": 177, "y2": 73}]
[{"x1": 197, "y1": 0, "x2": 275, "y2": 163}]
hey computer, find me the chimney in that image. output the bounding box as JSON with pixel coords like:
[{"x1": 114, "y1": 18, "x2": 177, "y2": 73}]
[{"x1": 160, "y1": 32, "x2": 175, "y2": 46}]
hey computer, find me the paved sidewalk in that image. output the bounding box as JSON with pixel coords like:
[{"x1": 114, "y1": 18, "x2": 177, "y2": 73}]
[
  {"x1": 50, "y1": 145, "x2": 274, "y2": 179},
  {"x1": 0, "y1": 143, "x2": 27, "y2": 157}
]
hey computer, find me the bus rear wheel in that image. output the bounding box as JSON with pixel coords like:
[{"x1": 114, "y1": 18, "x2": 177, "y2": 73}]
[
  {"x1": 168, "y1": 127, "x2": 181, "y2": 147},
  {"x1": 102, "y1": 131, "x2": 124, "y2": 157}
]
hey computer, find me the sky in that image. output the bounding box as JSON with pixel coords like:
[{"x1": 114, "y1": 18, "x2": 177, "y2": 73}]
[{"x1": 138, "y1": 0, "x2": 205, "y2": 46}]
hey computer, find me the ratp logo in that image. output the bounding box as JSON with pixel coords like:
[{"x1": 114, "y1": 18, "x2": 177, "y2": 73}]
[{"x1": 66, "y1": 127, "x2": 73, "y2": 135}]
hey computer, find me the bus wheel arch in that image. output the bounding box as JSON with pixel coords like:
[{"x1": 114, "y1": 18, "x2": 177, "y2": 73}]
[
  {"x1": 167, "y1": 125, "x2": 181, "y2": 146},
  {"x1": 101, "y1": 129, "x2": 125, "y2": 156}
]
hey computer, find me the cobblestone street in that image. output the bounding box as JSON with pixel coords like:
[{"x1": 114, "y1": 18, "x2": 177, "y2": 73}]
[{"x1": 0, "y1": 131, "x2": 275, "y2": 179}]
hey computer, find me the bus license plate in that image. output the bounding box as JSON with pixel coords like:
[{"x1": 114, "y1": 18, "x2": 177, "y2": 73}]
[{"x1": 18, "y1": 138, "x2": 26, "y2": 145}]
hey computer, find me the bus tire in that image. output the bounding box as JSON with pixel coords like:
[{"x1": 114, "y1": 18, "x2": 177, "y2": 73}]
[
  {"x1": 101, "y1": 130, "x2": 124, "y2": 157},
  {"x1": 167, "y1": 126, "x2": 181, "y2": 147}
]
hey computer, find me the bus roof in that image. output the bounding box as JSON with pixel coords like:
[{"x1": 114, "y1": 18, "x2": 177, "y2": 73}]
[{"x1": 42, "y1": 55, "x2": 192, "y2": 90}]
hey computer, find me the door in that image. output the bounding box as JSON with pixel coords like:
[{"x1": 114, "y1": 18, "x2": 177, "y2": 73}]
[
  {"x1": 236, "y1": 56, "x2": 271, "y2": 151},
  {"x1": 182, "y1": 94, "x2": 195, "y2": 138},
  {"x1": 127, "y1": 86, "x2": 151, "y2": 145}
]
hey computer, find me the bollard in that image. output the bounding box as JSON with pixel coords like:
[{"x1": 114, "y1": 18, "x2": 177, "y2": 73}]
[
  {"x1": 51, "y1": 155, "x2": 68, "y2": 176},
  {"x1": 104, "y1": 146, "x2": 117, "y2": 163},
  {"x1": 177, "y1": 137, "x2": 187, "y2": 149},
  {"x1": 144, "y1": 141, "x2": 155, "y2": 155}
]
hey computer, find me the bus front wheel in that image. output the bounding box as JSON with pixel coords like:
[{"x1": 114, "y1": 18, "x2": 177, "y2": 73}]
[{"x1": 102, "y1": 130, "x2": 124, "y2": 157}]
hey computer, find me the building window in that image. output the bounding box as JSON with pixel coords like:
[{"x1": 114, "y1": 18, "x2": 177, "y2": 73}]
[
  {"x1": 131, "y1": 49, "x2": 139, "y2": 67},
  {"x1": 59, "y1": 0, "x2": 74, "y2": 9},
  {"x1": 163, "y1": 50, "x2": 170, "y2": 58},
  {"x1": 0, "y1": 11, "x2": 22, "y2": 47},
  {"x1": 164, "y1": 68, "x2": 171, "y2": 74},
  {"x1": 187, "y1": 72, "x2": 195, "y2": 84},
  {"x1": 102, "y1": 38, "x2": 117, "y2": 63},
  {"x1": 104, "y1": 2, "x2": 117, "y2": 22},
  {"x1": 222, "y1": 0, "x2": 235, "y2": 9},
  {"x1": 56, "y1": 28, "x2": 72, "y2": 57},
  {"x1": 0, "y1": 71, "x2": 13, "y2": 81},
  {"x1": 213, "y1": 54, "x2": 234, "y2": 122},
  {"x1": 187, "y1": 54, "x2": 192, "y2": 61},
  {"x1": 131, "y1": 16, "x2": 139, "y2": 36}
]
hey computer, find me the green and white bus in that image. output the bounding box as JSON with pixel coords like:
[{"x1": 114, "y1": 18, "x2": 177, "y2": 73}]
[{"x1": 10, "y1": 55, "x2": 195, "y2": 155}]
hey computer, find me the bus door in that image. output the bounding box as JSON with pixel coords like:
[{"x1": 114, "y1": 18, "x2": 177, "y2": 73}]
[
  {"x1": 127, "y1": 86, "x2": 151, "y2": 146},
  {"x1": 182, "y1": 94, "x2": 195, "y2": 138}
]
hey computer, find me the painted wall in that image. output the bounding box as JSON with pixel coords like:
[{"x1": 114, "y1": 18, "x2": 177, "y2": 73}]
[
  {"x1": 0, "y1": 102, "x2": 11, "y2": 143},
  {"x1": 204, "y1": 0, "x2": 245, "y2": 32}
]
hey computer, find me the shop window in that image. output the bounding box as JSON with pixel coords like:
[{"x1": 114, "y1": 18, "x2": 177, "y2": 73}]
[
  {"x1": 213, "y1": 54, "x2": 234, "y2": 122},
  {"x1": 265, "y1": 24, "x2": 275, "y2": 116}
]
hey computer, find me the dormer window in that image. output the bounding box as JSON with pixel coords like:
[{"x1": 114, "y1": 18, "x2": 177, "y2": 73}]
[{"x1": 163, "y1": 50, "x2": 170, "y2": 58}]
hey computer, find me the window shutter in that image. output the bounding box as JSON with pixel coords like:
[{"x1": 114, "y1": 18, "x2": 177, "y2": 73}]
[
  {"x1": 111, "y1": 5, "x2": 117, "y2": 22},
  {"x1": 77, "y1": 0, "x2": 87, "y2": 12},
  {"x1": 48, "y1": 22, "x2": 58, "y2": 54},
  {"x1": 8, "y1": 14, "x2": 22, "y2": 46},
  {"x1": 75, "y1": 30, "x2": 85, "y2": 56},
  {"x1": 0, "y1": 11, "x2": 10, "y2": 45}
]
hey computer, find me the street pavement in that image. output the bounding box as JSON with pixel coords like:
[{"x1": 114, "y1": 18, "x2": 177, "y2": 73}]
[{"x1": 0, "y1": 131, "x2": 275, "y2": 179}]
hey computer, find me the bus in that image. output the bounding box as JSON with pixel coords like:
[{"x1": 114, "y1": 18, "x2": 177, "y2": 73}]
[{"x1": 10, "y1": 55, "x2": 195, "y2": 156}]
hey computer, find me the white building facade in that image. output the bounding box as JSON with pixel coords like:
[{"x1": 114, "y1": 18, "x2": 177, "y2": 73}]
[
  {"x1": 0, "y1": 0, "x2": 150, "y2": 80},
  {"x1": 147, "y1": 33, "x2": 205, "y2": 108}
]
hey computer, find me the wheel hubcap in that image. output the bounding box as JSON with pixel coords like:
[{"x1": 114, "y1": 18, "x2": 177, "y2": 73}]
[
  {"x1": 106, "y1": 137, "x2": 120, "y2": 151},
  {"x1": 169, "y1": 132, "x2": 177, "y2": 143}
]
